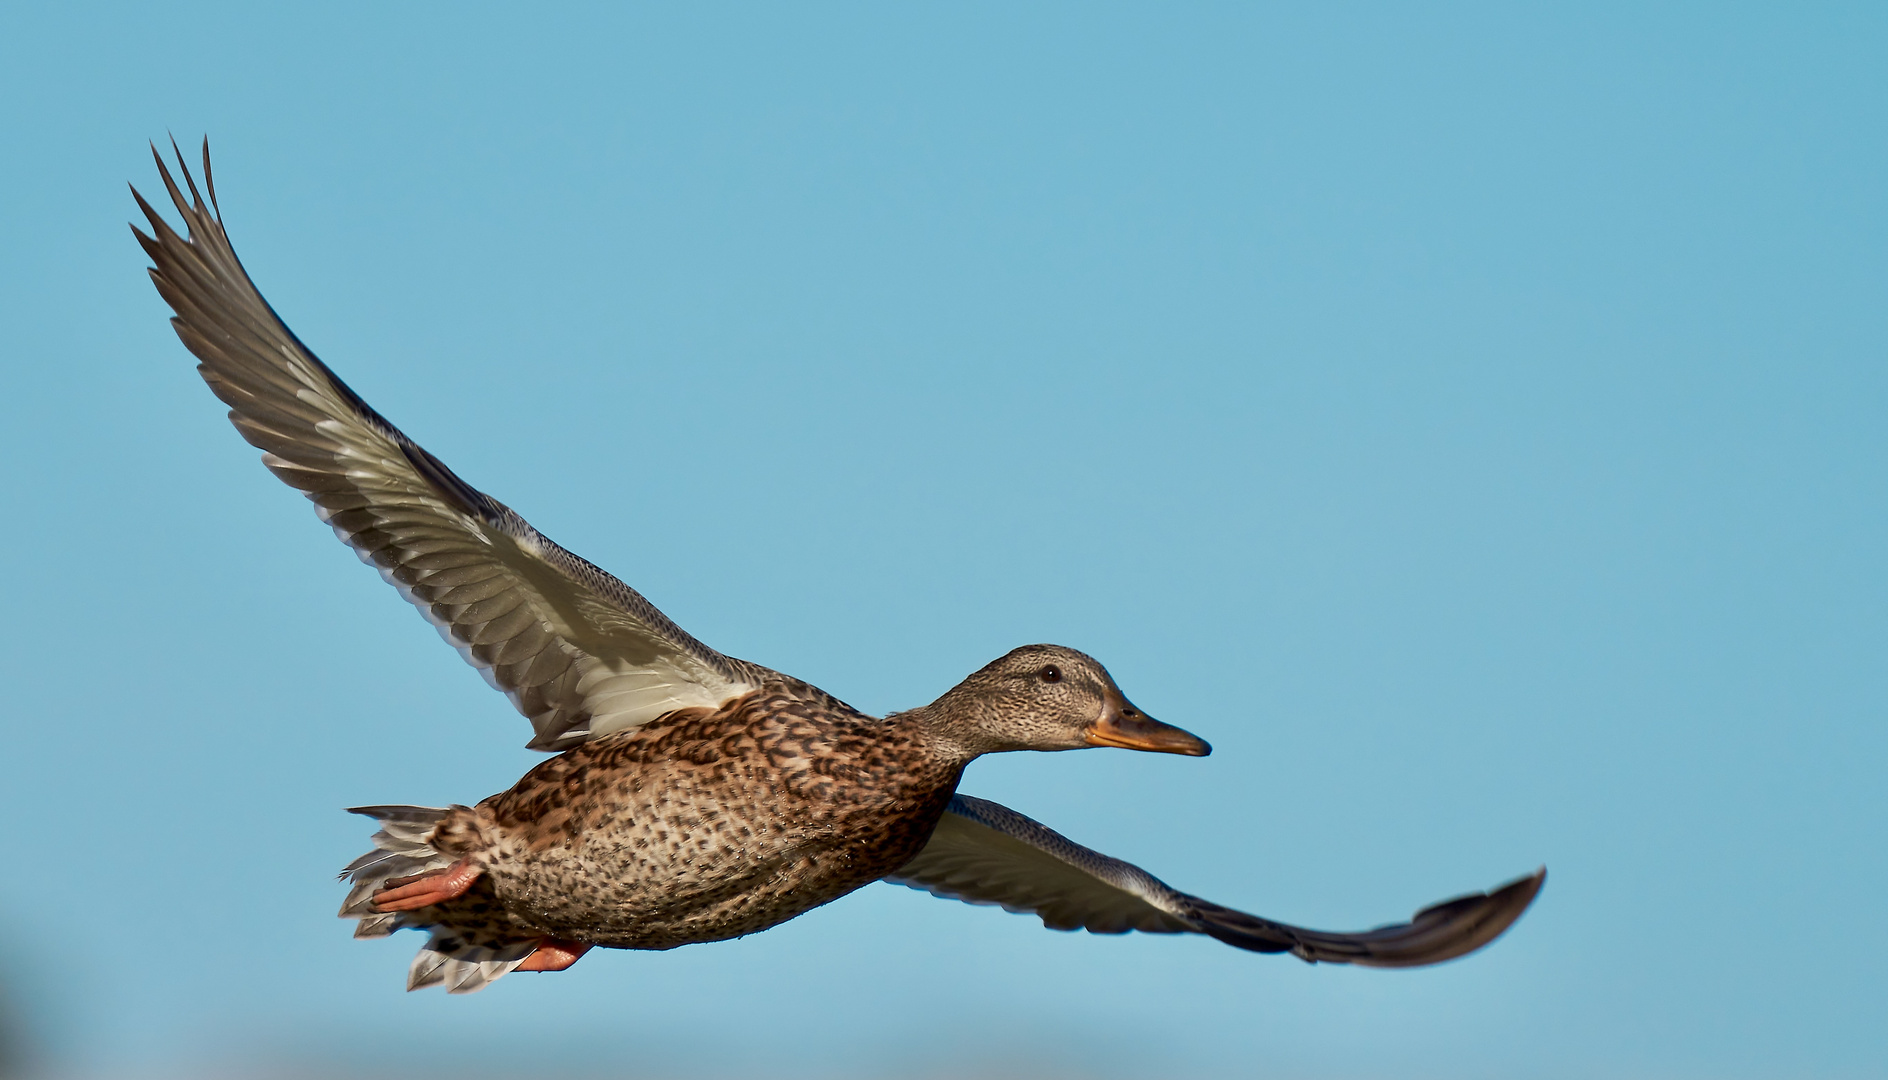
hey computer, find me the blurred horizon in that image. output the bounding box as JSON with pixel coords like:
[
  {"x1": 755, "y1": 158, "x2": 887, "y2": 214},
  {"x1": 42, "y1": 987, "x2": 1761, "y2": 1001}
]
[{"x1": 2, "y1": 3, "x2": 1884, "y2": 1078}]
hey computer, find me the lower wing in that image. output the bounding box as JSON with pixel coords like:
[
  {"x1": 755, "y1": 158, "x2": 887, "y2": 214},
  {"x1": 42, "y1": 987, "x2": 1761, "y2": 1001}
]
[{"x1": 885, "y1": 794, "x2": 1543, "y2": 967}]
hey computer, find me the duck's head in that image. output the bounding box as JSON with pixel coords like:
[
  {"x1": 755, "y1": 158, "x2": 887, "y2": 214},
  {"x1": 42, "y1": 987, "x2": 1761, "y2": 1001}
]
[{"x1": 925, "y1": 644, "x2": 1210, "y2": 759}]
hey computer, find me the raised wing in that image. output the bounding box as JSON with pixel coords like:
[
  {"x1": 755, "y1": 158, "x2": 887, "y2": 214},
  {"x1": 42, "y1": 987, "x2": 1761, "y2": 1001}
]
[
  {"x1": 887, "y1": 794, "x2": 1544, "y2": 967},
  {"x1": 133, "y1": 141, "x2": 763, "y2": 751}
]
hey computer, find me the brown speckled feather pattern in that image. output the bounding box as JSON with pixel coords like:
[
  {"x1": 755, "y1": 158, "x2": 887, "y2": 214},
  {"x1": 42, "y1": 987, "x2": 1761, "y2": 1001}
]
[{"x1": 417, "y1": 677, "x2": 963, "y2": 951}]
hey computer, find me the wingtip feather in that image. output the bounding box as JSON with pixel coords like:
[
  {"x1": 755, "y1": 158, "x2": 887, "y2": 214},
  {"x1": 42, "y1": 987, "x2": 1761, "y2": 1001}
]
[{"x1": 1174, "y1": 864, "x2": 1547, "y2": 968}]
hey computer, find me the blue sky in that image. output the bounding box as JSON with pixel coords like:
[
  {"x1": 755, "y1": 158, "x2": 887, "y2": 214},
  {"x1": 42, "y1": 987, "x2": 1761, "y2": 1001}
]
[{"x1": 0, "y1": 3, "x2": 1882, "y2": 1078}]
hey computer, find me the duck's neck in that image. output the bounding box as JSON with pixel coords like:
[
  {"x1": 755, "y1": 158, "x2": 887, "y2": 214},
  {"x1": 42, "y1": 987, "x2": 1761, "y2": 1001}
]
[{"x1": 894, "y1": 689, "x2": 1010, "y2": 765}]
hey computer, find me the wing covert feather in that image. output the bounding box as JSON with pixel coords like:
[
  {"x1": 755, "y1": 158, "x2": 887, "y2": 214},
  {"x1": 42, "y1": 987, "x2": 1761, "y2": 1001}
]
[
  {"x1": 134, "y1": 141, "x2": 762, "y2": 750},
  {"x1": 888, "y1": 795, "x2": 1544, "y2": 967}
]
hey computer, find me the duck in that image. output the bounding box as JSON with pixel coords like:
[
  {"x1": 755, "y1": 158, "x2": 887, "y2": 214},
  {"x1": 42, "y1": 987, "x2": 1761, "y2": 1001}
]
[{"x1": 133, "y1": 140, "x2": 1545, "y2": 995}]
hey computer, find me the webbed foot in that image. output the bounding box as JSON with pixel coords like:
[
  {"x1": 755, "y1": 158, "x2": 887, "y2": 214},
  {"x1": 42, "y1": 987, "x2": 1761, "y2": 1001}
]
[
  {"x1": 372, "y1": 860, "x2": 482, "y2": 912},
  {"x1": 516, "y1": 939, "x2": 592, "y2": 972}
]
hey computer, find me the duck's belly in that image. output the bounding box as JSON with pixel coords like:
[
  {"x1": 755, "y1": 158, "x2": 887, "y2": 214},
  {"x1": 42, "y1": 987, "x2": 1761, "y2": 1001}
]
[
  {"x1": 488, "y1": 808, "x2": 924, "y2": 950},
  {"x1": 490, "y1": 831, "x2": 898, "y2": 950},
  {"x1": 471, "y1": 725, "x2": 958, "y2": 951}
]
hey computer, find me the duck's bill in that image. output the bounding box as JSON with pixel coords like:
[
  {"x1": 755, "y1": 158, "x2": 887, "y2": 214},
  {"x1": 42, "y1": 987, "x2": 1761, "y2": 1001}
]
[{"x1": 1084, "y1": 708, "x2": 1212, "y2": 756}]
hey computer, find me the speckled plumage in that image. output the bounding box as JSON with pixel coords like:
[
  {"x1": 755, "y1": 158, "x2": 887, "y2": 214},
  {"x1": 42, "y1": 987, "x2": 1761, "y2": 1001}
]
[{"x1": 424, "y1": 678, "x2": 963, "y2": 952}]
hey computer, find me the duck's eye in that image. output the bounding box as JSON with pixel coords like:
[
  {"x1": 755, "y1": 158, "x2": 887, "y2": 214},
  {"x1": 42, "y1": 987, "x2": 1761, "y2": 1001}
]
[{"x1": 1039, "y1": 665, "x2": 1062, "y2": 684}]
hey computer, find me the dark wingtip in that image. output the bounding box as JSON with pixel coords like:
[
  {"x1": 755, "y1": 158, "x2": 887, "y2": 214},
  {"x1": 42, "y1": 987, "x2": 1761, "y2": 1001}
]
[
  {"x1": 1384, "y1": 865, "x2": 1547, "y2": 968},
  {"x1": 167, "y1": 133, "x2": 207, "y2": 212},
  {"x1": 200, "y1": 135, "x2": 219, "y2": 215},
  {"x1": 1472, "y1": 866, "x2": 1546, "y2": 918},
  {"x1": 127, "y1": 182, "x2": 157, "y2": 235},
  {"x1": 1189, "y1": 864, "x2": 1547, "y2": 968}
]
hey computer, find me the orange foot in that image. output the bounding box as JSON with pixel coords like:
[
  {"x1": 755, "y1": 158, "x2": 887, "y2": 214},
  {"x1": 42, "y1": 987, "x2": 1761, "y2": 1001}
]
[
  {"x1": 372, "y1": 860, "x2": 482, "y2": 912},
  {"x1": 516, "y1": 939, "x2": 592, "y2": 972}
]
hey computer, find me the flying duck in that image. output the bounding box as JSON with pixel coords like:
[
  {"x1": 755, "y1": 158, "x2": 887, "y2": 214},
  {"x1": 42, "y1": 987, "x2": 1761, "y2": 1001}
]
[{"x1": 133, "y1": 141, "x2": 1544, "y2": 994}]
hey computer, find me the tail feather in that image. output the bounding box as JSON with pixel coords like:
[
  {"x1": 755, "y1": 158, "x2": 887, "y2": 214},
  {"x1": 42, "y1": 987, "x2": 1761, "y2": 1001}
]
[
  {"x1": 352, "y1": 912, "x2": 401, "y2": 939},
  {"x1": 337, "y1": 805, "x2": 456, "y2": 918},
  {"x1": 339, "y1": 804, "x2": 535, "y2": 993},
  {"x1": 407, "y1": 933, "x2": 536, "y2": 994}
]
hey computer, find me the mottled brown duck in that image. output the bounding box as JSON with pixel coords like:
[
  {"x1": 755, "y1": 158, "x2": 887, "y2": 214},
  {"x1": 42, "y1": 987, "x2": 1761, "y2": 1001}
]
[{"x1": 134, "y1": 142, "x2": 1545, "y2": 994}]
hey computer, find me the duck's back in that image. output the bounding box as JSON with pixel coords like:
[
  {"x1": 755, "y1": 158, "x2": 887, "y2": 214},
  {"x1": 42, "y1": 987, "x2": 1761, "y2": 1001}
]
[{"x1": 444, "y1": 680, "x2": 964, "y2": 950}]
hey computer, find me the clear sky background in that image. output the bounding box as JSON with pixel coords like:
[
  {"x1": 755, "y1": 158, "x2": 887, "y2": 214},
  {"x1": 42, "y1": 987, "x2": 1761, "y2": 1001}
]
[{"x1": 0, "y1": 4, "x2": 1882, "y2": 1079}]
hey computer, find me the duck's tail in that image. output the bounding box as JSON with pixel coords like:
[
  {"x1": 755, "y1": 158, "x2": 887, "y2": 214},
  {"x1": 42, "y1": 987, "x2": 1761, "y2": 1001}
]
[{"x1": 338, "y1": 805, "x2": 536, "y2": 994}]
